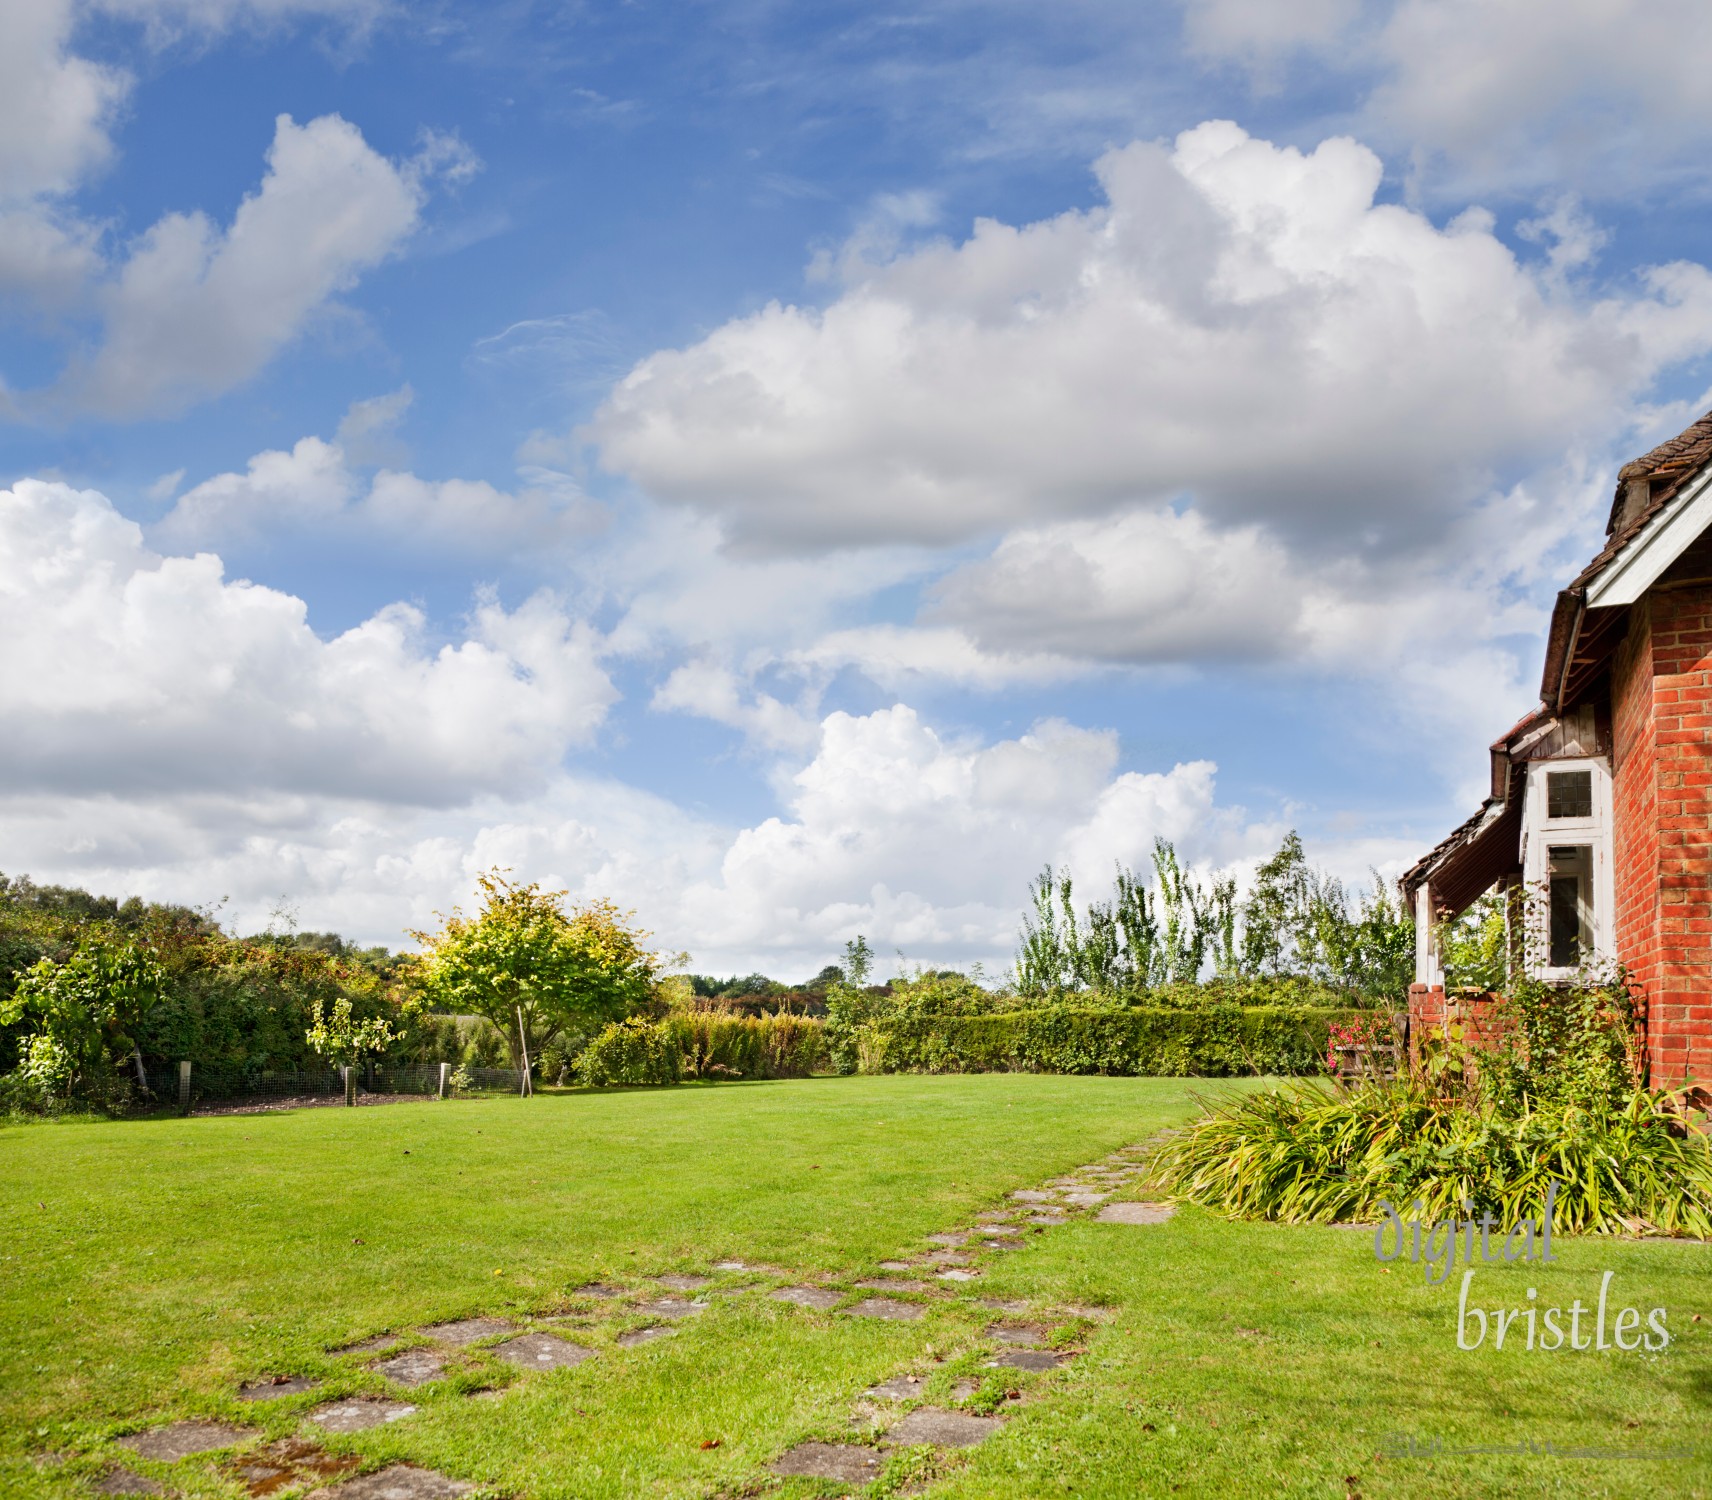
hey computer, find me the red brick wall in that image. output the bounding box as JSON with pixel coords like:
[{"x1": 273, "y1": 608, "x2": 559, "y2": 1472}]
[
  {"x1": 1639, "y1": 585, "x2": 1712, "y2": 1088},
  {"x1": 1611, "y1": 599, "x2": 1661, "y2": 1067}
]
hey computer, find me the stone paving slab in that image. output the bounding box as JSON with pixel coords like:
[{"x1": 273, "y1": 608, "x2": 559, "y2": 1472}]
[
  {"x1": 1061, "y1": 1191, "x2": 1108, "y2": 1207},
  {"x1": 316, "y1": 1465, "x2": 474, "y2": 1498},
  {"x1": 770, "y1": 1443, "x2": 884, "y2": 1482},
  {"x1": 771, "y1": 1286, "x2": 841, "y2": 1310},
  {"x1": 923, "y1": 1250, "x2": 970, "y2": 1266},
  {"x1": 633, "y1": 1298, "x2": 706, "y2": 1319},
  {"x1": 617, "y1": 1326, "x2": 676, "y2": 1347},
  {"x1": 228, "y1": 1436, "x2": 358, "y2": 1495},
  {"x1": 865, "y1": 1374, "x2": 928, "y2": 1400},
  {"x1": 924, "y1": 1232, "x2": 968, "y2": 1247},
  {"x1": 491, "y1": 1333, "x2": 596, "y2": 1372},
  {"x1": 949, "y1": 1377, "x2": 980, "y2": 1401},
  {"x1": 1094, "y1": 1202, "x2": 1175, "y2": 1225},
  {"x1": 877, "y1": 1260, "x2": 916, "y2": 1271},
  {"x1": 883, "y1": 1407, "x2": 1002, "y2": 1448},
  {"x1": 1025, "y1": 1215, "x2": 1066, "y2": 1225},
  {"x1": 853, "y1": 1277, "x2": 930, "y2": 1292},
  {"x1": 117, "y1": 1422, "x2": 256, "y2": 1461},
  {"x1": 842, "y1": 1297, "x2": 925, "y2": 1321},
  {"x1": 92, "y1": 1470, "x2": 161, "y2": 1495},
  {"x1": 333, "y1": 1334, "x2": 402, "y2": 1356},
  {"x1": 710, "y1": 1259, "x2": 748, "y2": 1270},
  {"x1": 988, "y1": 1349, "x2": 1066, "y2": 1371},
  {"x1": 307, "y1": 1399, "x2": 417, "y2": 1434},
  {"x1": 936, "y1": 1269, "x2": 978, "y2": 1282},
  {"x1": 237, "y1": 1375, "x2": 321, "y2": 1401},
  {"x1": 420, "y1": 1317, "x2": 514, "y2": 1346},
  {"x1": 1009, "y1": 1189, "x2": 1055, "y2": 1202},
  {"x1": 988, "y1": 1324, "x2": 1049, "y2": 1346},
  {"x1": 372, "y1": 1351, "x2": 447, "y2": 1388},
  {"x1": 654, "y1": 1274, "x2": 709, "y2": 1291},
  {"x1": 978, "y1": 1297, "x2": 1030, "y2": 1313},
  {"x1": 975, "y1": 1225, "x2": 1021, "y2": 1237}
]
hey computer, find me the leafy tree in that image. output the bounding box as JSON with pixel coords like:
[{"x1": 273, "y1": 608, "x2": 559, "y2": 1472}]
[
  {"x1": 1, "y1": 935, "x2": 165, "y2": 1100},
  {"x1": 410, "y1": 871, "x2": 661, "y2": 1077},
  {"x1": 304, "y1": 995, "x2": 399, "y2": 1070}
]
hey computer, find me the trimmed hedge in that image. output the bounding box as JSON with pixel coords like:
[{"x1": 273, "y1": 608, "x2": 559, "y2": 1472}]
[
  {"x1": 862, "y1": 1005, "x2": 1371, "y2": 1077},
  {"x1": 577, "y1": 1012, "x2": 827, "y2": 1087}
]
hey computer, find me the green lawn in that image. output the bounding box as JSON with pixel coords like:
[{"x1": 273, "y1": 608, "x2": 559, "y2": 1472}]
[{"x1": 1, "y1": 1075, "x2": 1707, "y2": 1499}]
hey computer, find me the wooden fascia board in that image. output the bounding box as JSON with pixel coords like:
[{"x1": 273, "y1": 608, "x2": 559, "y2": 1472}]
[{"x1": 1586, "y1": 460, "x2": 1712, "y2": 607}]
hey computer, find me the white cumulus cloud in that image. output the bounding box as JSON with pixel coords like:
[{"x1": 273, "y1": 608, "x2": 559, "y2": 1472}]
[
  {"x1": 588, "y1": 121, "x2": 1712, "y2": 554},
  {"x1": 0, "y1": 477, "x2": 617, "y2": 806}
]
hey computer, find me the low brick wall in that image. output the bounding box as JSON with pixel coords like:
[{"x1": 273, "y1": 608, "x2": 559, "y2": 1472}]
[{"x1": 1406, "y1": 983, "x2": 1510, "y2": 1061}]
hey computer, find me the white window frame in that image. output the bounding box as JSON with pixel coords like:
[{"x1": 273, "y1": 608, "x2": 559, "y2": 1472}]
[{"x1": 1520, "y1": 756, "x2": 1614, "y2": 979}]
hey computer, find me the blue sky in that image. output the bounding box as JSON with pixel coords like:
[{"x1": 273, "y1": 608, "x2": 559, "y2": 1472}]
[{"x1": 6, "y1": 0, "x2": 1712, "y2": 975}]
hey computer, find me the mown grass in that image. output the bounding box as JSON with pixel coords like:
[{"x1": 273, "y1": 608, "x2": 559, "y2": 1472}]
[{"x1": 1, "y1": 1074, "x2": 1707, "y2": 1499}]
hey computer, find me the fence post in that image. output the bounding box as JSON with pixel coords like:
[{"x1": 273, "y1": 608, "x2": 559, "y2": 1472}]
[
  {"x1": 178, "y1": 1061, "x2": 191, "y2": 1116},
  {"x1": 437, "y1": 1062, "x2": 449, "y2": 1099},
  {"x1": 342, "y1": 1065, "x2": 356, "y2": 1108}
]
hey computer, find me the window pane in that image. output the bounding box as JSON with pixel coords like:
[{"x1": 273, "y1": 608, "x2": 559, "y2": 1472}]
[
  {"x1": 1547, "y1": 769, "x2": 1593, "y2": 819},
  {"x1": 1547, "y1": 845, "x2": 1592, "y2": 968}
]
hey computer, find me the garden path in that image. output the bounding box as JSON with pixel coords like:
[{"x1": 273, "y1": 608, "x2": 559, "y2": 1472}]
[{"x1": 93, "y1": 1143, "x2": 1177, "y2": 1497}]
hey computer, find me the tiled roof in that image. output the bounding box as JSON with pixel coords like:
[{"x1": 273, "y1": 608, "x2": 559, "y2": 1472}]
[{"x1": 1571, "y1": 409, "x2": 1712, "y2": 593}]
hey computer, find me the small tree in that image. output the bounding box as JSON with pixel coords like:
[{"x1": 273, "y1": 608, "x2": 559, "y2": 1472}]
[
  {"x1": 410, "y1": 872, "x2": 660, "y2": 1080},
  {"x1": 2, "y1": 935, "x2": 165, "y2": 1102},
  {"x1": 304, "y1": 995, "x2": 397, "y2": 1070}
]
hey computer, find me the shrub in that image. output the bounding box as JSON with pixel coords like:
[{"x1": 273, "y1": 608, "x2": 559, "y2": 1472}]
[
  {"x1": 866, "y1": 1005, "x2": 1363, "y2": 1077},
  {"x1": 1155, "y1": 1077, "x2": 1712, "y2": 1237},
  {"x1": 1157, "y1": 976, "x2": 1712, "y2": 1238},
  {"x1": 671, "y1": 1012, "x2": 825, "y2": 1080},
  {"x1": 576, "y1": 1018, "x2": 682, "y2": 1087}
]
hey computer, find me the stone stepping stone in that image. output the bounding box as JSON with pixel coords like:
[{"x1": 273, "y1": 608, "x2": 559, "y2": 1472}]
[
  {"x1": 117, "y1": 1422, "x2": 256, "y2": 1461},
  {"x1": 420, "y1": 1317, "x2": 514, "y2": 1346},
  {"x1": 1061, "y1": 1191, "x2": 1108, "y2": 1207},
  {"x1": 492, "y1": 1333, "x2": 596, "y2": 1372},
  {"x1": 923, "y1": 1250, "x2": 970, "y2": 1266},
  {"x1": 633, "y1": 1298, "x2": 706, "y2": 1319},
  {"x1": 1095, "y1": 1202, "x2": 1175, "y2": 1225},
  {"x1": 92, "y1": 1471, "x2": 160, "y2": 1495},
  {"x1": 617, "y1": 1326, "x2": 676, "y2": 1347},
  {"x1": 308, "y1": 1399, "x2": 417, "y2": 1433},
  {"x1": 842, "y1": 1297, "x2": 924, "y2": 1321},
  {"x1": 853, "y1": 1277, "x2": 930, "y2": 1293},
  {"x1": 316, "y1": 1465, "x2": 474, "y2": 1498},
  {"x1": 372, "y1": 1351, "x2": 447, "y2": 1388},
  {"x1": 882, "y1": 1407, "x2": 1002, "y2": 1448},
  {"x1": 771, "y1": 1286, "x2": 841, "y2": 1310},
  {"x1": 877, "y1": 1260, "x2": 916, "y2": 1272},
  {"x1": 975, "y1": 1225, "x2": 1021, "y2": 1237},
  {"x1": 975, "y1": 1211, "x2": 1012, "y2": 1222},
  {"x1": 988, "y1": 1349, "x2": 1066, "y2": 1371},
  {"x1": 228, "y1": 1436, "x2": 358, "y2": 1493},
  {"x1": 572, "y1": 1283, "x2": 625, "y2": 1298},
  {"x1": 771, "y1": 1443, "x2": 884, "y2": 1482},
  {"x1": 979, "y1": 1298, "x2": 1029, "y2": 1314},
  {"x1": 924, "y1": 1232, "x2": 968, "y2": 1247},
  {"x1": 936, "y1": 1269, "x2": 978, "y2": 1282},
  {"x1": 989, "y1": 1324, "x2": 1049, "y2": 1346},
  {"x1": 866, "y1": 1374, "x2": 928, "y2": 1400},
  {"x1": 1025, "y1": 1215, "x2": 1065, "y2": 1226},
  {"x1": 655, "y1": 1274, "x2": 709, "y2": 1291},
  {"x1": 333, "y1": 1333, "x2": 402, "y2": 1356},
  {"x1": 1009, "y1": 1190, "x2": 1055, "y2": 1202},
  {"x1": 710, "y1": 1259, "x2": 749, "y2": 1271},
  {"x1": 238, "y1": 1374, "x2": 321, "y2": 1400}
]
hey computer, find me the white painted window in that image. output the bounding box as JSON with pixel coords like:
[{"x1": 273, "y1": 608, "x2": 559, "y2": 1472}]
[{"x1": 1521, "y1": 757, "x2": 1614, "y2": 978}]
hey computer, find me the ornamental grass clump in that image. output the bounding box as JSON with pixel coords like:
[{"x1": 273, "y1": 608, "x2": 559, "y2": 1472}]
[{"x1": 1155, "y1": 974, "x2": 1712, "y2": 1239}]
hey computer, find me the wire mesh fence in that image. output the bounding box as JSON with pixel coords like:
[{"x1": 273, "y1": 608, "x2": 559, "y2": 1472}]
[{"x1": 98, "y1": 1059, "x2": 536, "y2": 1114}]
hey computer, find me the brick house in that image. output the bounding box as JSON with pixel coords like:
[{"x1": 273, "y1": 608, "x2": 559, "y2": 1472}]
[{"x1": 1401, "y1": 413, "x2": 1712, "y2": 1090}]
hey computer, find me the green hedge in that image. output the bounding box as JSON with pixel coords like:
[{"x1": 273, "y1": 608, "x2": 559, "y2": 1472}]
[{"x1": 862, "y1": 1005, "x2": 1372, "y2": 1077}]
